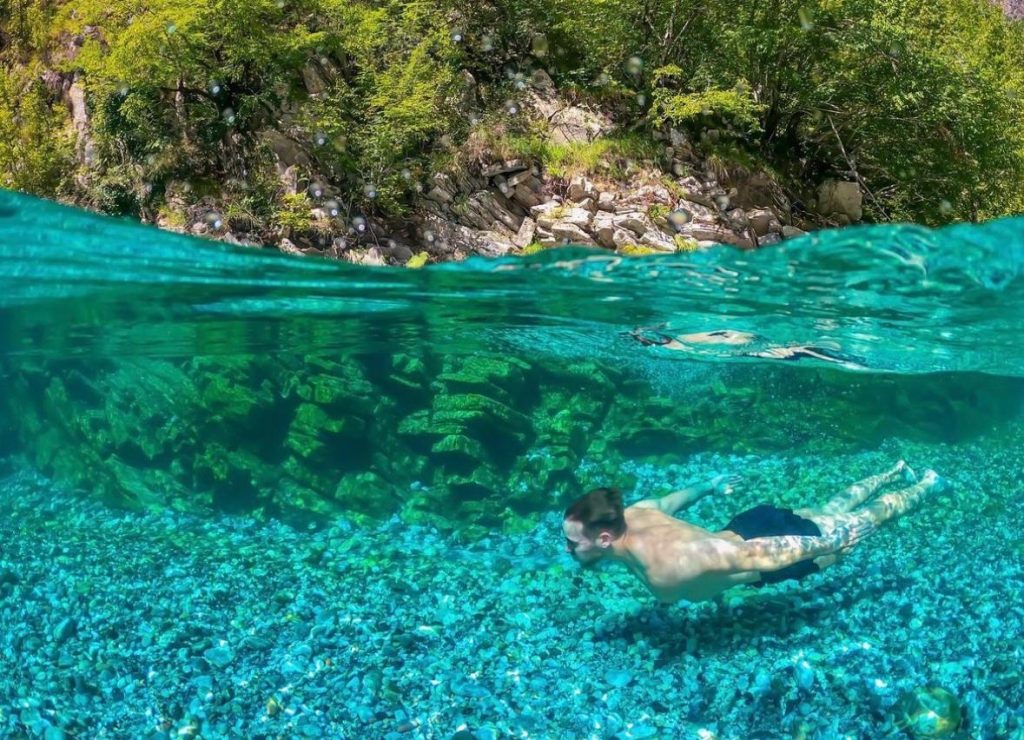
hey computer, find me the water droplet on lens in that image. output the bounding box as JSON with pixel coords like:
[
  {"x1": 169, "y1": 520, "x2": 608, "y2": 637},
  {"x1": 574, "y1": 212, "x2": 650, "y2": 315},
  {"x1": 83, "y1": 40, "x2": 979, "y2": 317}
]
[
  {"x1": 324, "y1": 199, "x2": 340, "y2": 217},
  {"x1": 222, "y1": 108, "x2": 236, "y2": 124},
  {"x1": 481, "y1": 36, "x2": 494, "y2": 52},
  {"x1": 314, "y1": 131, "x2": 328, "y2": 146},
  {"x1": 424, "y1": 230, "x2": 436, "y2": 243},
  {"x1": 626, "y1": 56, "x2": 644, "y2": 76},
  {"x1": 531, "y1": 34, "x2": 549, "y2": 58},
  {"x1": 668, "y1": 209, "x2": 692, "y2": 230},
  {"x1": 798, "y1": 8, "x2": 815, "y2": 30},
  {"x1": 209, "y1": 80, "x2": 222, "y2": 95},
  {"x1": 401, "y1": 168, "x2": 412, "y2": 181},
  {"x1": 364, "y1": 184, "x2": 377, "y2": 199},
  {"x1": 939, "y1": 199, "x2": 953, "y2": 215},
  {"x1": 597, "y1": 73, "x2": 611, "y2": 86},
  {"x1": 352, "y1": 216, "x2": 367, "y2": 232},
  {"x1": 308, "y1": 182, "x2": 325, "y2": 198},
  {"x1": 204, "y1": 211, "x2": 224, "y2": 230},
  {"x1": 451, "y1": 30, "x2": 463, "y2": 43},
  {"x1": 166, "y1": 23, "x2": 177, "y2": 34},
  {"x1": 714, "y1": 194, "x2": 731, "y2": 210},
  {"x1": 636, "y1": 93, "x2": 647, "y2": 106},
  {"x1": 505, "y1": 100, "x2": 519, "y2": 115},
  {"x1": 119, "y1": 85, "x2": 129, "y2": 97}
]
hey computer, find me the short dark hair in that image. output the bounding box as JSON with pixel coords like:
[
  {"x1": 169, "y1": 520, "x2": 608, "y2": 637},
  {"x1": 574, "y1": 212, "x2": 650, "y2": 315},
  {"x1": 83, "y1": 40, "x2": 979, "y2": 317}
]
[{"x1": 564, "y1": 487, "x2": 626, "y2": 539}]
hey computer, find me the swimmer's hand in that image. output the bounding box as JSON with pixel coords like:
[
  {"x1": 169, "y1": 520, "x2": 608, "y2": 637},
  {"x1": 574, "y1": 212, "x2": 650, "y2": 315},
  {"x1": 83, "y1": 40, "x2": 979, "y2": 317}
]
[{"x1": 710, "y1": 474, "x2": 742, "y2": 496}]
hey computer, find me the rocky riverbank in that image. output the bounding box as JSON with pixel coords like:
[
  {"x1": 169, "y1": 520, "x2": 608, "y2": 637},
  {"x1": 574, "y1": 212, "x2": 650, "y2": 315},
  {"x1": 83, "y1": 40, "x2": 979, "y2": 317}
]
[{"x1": 157, "y1": 79, "x2": 866, "y2": 266}]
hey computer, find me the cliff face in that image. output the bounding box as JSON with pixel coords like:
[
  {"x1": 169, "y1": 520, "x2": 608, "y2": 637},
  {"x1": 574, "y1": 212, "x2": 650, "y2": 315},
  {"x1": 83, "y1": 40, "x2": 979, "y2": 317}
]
[
  {"x1": 147, "y1": 82, "x2": 856, "y2": 265},
  {"x1": 1002, "y1": 1, "x2": 1024, "y2": 20}
]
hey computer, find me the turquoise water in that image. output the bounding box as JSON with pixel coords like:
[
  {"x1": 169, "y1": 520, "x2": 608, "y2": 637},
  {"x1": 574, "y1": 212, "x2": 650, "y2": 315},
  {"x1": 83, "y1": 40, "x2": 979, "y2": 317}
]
[{"x1": 1, "y1": 188, "x2": 1023, "y2": 738}]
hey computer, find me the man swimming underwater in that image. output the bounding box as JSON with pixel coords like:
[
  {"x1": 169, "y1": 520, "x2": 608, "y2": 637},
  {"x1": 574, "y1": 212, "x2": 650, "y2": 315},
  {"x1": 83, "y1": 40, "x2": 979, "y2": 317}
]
[{"x1": 562, "y1": 462, "x2": 944, "y2": 603}]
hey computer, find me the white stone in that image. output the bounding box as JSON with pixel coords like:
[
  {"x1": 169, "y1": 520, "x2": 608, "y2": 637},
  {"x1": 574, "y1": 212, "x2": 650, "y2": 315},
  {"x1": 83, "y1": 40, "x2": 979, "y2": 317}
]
[
  {"x1": 592, "y1": 212, "x2": 617, "y2": 248},
  {"x1": 611, "y1": 228, "x2": 635, "y2": 248},
  {"x1": 613, "y1": 212, "x2": 651, "y2": 236},
  {"x1": 746, "y1": 208, "x2": 780, "y2": 237},
  {"x1": 817, "y1": 180, "x2": 862, "y2": 222},
  {"x1": 512, "y1": 217, "x2": 537, "y2": 248},
  {"x1": 512, "y1": 183, "x2": 542, "y2": 209},
  {"x1": 597, "y1": 192, "x2": 616, "y2": 211},
  {"x1": 639, "y1": 231, "x2": 677, "y2": 252},
  {"x1": 551, "y1": 222, "x2": 596, "y2": 245},
  {"x1": 426, "y1": 186, "x2": 453, "y2": 205},
  {"x1": 539, "y1": 207, "x2": 592, "y2": 230},
  {"x1": 279, "y1": 238, "x2": 304, "y2": 255}
]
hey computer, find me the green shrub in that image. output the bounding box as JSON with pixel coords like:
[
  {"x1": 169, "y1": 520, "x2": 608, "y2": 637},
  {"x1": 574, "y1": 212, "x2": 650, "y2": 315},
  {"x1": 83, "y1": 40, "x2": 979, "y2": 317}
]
[
  {"x1": 0, "y1": 65, "x2": 74, "y2": 196},
  {"x1": 273, "y1": 192, "x2": 313, "y2": 233}
]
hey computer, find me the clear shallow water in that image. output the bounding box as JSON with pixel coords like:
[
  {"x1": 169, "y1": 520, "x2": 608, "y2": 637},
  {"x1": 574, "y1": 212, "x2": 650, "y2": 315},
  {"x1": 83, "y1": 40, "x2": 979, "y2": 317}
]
[
  {"x1": 2, "y1": 189, "x2": 1024, "y2": 375},
  {"x1": 1, "y1": 189, "x2": 1024, "y2": 738}
]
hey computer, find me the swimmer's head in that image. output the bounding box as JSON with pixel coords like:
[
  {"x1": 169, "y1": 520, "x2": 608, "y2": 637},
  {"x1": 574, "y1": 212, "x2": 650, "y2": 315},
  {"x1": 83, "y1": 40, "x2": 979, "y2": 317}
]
[{"x1": 562, "y1": 487, "x2": 625, "y2": 567}]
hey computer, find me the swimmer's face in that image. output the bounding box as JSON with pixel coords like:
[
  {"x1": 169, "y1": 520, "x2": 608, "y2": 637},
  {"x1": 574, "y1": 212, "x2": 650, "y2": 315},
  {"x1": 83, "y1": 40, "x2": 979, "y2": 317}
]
[{"x1": 562, "y1": 518, "x2": 608, "y2": 568}]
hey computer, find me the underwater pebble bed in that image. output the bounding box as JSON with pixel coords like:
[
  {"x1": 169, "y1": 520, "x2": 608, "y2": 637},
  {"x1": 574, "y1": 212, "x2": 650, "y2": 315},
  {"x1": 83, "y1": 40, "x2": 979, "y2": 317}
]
[{"x1": 1, "y1": 431, "x2": 1023, "y2": 739}]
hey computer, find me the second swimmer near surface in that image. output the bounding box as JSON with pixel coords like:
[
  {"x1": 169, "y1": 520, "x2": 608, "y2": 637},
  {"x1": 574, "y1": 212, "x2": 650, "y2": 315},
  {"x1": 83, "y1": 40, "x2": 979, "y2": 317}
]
[{"x1": 627, "y1": 326, "x2": 868, "y2": 370}]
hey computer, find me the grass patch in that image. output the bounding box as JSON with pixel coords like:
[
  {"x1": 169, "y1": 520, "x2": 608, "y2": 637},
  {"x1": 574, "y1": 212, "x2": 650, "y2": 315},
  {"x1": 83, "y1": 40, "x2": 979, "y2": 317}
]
[{"x1": 460, "y1": 122, "x2": 663, "y2": 181}]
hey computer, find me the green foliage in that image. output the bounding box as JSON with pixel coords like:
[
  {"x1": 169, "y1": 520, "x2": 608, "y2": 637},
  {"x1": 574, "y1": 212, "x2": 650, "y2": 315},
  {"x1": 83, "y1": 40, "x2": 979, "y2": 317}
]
[
  {"x1": 617, "y1": 243, "x2": 660, "y2": 256},
  {"x1": 487, "y1": 0, "x2": 1024, "y2": 224},
  {"x1": 651, "y1": 66, "x2": 764, "y2": 136},
  {"x1": 647, "y1": 203, "x2": 670, "y2": 221},
  {"x1": 273, "y1": 192, "x2": 313, "y2": 233},
  {"x1": 0, "y1": 64, "x2": 74, "y2": 196},
  {"x1": 2, "y1": 0, "x2": 1024, "y2": 227},
  {"x1": 483, "y1": 133, "x2": 662, "y2": 180}
]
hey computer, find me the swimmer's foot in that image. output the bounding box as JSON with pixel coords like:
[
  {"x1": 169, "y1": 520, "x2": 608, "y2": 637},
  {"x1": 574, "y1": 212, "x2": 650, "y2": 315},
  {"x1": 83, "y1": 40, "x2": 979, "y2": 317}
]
[
  {"x1": 921, "y1": 469, "x2": 949, "y2": 494},
  {"x1": 896, "y1": 459, "x2": 918, "y2": 485}
]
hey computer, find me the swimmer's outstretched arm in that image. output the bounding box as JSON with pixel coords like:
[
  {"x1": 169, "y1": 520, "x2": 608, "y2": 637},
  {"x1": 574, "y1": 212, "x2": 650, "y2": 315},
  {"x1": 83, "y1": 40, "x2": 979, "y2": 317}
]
[{"x1": 632, "y1": 474, "x2": 741, "y2": 515}]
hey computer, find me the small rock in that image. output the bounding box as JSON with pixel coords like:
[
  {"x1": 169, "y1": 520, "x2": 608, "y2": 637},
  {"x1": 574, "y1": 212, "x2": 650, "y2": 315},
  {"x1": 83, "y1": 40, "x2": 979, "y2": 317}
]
[
  {"x1": 203, "y1": 645, "x2": 234, "y2": 668},
  {"x1": 596, "y1": 192, "x2": 616, "y2": 211},
  {"x1": 817, "y1": 179, "x2": 862, "y2": 221},
  {"x1": 512, "y1": 217, "x2": 537, "y2": 248},
  {"x1": 782, "y1": 225, "x2": 808, "y2": 238},
  {"x1": 605, "y1": 669, "x2": 633, "y2": 688},
  {"x1": 566, "y1": 176, "x2": 593, "y2": 202},
  {"x1": 53, "y1": 618, "x2": 77, "y2": 643},
  {"x1": 747, "y1": 208, "x2": 780, "y2": 237},
  {"x1": 278, "y1": 238, "x2": 304, "y2": 255},
  {"x1": 550, "y1": 222, "x2": 595, "y2": 245}
]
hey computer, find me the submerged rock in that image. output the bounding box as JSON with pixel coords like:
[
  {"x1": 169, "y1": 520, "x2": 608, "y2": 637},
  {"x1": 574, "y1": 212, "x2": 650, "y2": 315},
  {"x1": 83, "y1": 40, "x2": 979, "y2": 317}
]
[{"x1": 895, "y1": 686, "x2": 963, "y2": 738}]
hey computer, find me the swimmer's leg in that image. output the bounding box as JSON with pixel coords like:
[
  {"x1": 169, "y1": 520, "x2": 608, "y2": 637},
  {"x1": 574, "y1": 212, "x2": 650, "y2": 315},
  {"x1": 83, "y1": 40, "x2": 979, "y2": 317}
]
[
  {"x1": 795, "y1": 460, "x2": 916, "y2": 518},
  {"x1": 806, "y1": 470, "x2": 943, "y2": 572},
  {"x1": 804, "y1": 469, "x2": 944, "y2": 556}
]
